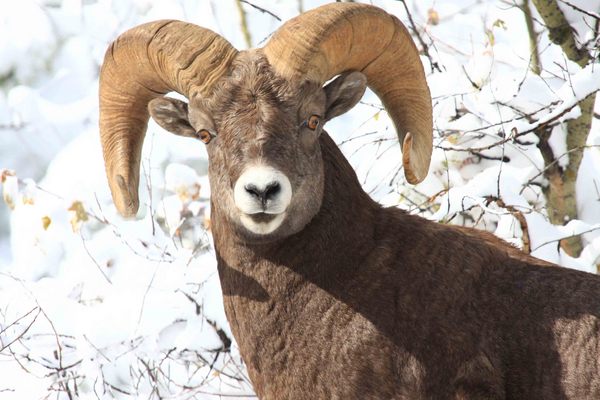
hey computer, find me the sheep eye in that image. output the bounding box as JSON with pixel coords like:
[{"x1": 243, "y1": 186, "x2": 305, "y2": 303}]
[
  {"x1": 306, "y1": 115, "x2": 320, "y2": 131},
  {"x1": 197, "y1": 129, "x2": 213, "y2": 144}
]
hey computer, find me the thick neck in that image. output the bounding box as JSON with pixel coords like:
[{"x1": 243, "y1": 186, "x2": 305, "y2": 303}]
[{"x1": 210, "y1": 133, "x2": 384, "y2": 396}]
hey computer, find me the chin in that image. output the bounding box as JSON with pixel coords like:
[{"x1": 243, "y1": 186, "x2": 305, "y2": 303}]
[
  {"x1": 233, "y1": 211, "x2": 313, "y2": 245},
  {"x1": 231, "y1": 213, "x2": 287, "y2": 245},
  {"x1": 240, "y1": 212, "x2": 287, "y2": 235}
]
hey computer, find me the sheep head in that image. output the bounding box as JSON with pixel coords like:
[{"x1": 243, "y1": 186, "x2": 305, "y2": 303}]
[{"x1": 99, "y1": 3, "x2": 432, "y2": 242}]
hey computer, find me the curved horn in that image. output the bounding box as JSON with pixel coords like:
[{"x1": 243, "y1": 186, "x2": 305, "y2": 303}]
[
  {"x1": 263, "y1": 3, "x2": 432, "y2": 184},
  {"x1": 100, "y1": 20, "x2": 237, "y2": 217}
]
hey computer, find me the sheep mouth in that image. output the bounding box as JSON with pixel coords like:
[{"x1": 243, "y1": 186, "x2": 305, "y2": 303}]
[
  {"x1": 239, "y1": 211, "x2": 287, "y2": 236},
  {"x1": 246, "y1": 212, "x2": 279, "y2": 223}
]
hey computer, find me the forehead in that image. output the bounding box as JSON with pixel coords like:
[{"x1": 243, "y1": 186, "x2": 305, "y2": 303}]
[
  {"x1": 206, "y1": 51, "x2": 324, "y2": 122},
  {"x1": 224, "y1": 53, "x2": 294, "y2": 107}
]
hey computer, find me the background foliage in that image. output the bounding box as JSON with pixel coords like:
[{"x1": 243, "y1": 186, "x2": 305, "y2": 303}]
[{"x1": 1, "y1": 0, "x2": 599, "y2": 398}]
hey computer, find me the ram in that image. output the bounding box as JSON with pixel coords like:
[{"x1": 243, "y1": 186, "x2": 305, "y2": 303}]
[{"x1": 98, "y1": 3, "x2": 600, "y2": 399}]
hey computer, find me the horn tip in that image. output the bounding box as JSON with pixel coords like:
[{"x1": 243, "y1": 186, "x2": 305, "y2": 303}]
[
  {"x1": 113, "y1": 174, "x2": 140, "y2": 218},
  {"x1": 402, "y1": 132, "x2": 429, "y2": 184},
  {"x1": 116, "y1": 202, "x2": 139, "y2": 219}
]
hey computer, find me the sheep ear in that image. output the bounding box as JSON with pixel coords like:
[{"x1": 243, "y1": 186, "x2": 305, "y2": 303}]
[
  {"x1": 323, "y1": 71, "x2": 367, "y2": 121},
  {"x1": 148, "y1": 97, "x2": 196, "y2": 138}
]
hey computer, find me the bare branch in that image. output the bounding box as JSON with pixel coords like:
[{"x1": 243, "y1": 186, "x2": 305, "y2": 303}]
[
  {"x1": 79, "y1": 233, "x2": 112, "y2": 284},
  {"x1": 531, "y1": 225, "x2": 600, "y2": 252},
  {"x1": 397, "y1": 0, "x2": 442, "y2": 73},
  {"x1": 558, "y1": 0, "x2": 600, "y2": 20},
  {"x1": 240, "y1": 0, "x2": 281, "y2": 21},
  {"x1": 488, "y1": 197, "x2": 531, "y2": 253},
  {"x1": 0, "y1": 307, "x2": 41, "y2": 351}
]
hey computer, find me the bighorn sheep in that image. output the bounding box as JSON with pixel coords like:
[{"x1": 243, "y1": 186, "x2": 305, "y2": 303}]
[{"x1": 99, "y1": 3, "x2": 600, "y2": 399}]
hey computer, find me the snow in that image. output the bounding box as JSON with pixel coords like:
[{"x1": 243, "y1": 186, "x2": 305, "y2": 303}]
[
  {"x1": 513, "y1": 63, "x2": 600, "y2": 141},
  {"x1": 0, "y1": 2, "x2": 57, "y2": 84},
  {"x1": 0, "y1": 0, "x2": 599, "y2": 398}
]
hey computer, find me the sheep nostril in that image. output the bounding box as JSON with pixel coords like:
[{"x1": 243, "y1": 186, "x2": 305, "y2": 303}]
[
  {"x1": 264, "y1": 182, "x2": 280, "y2": 200},
  {"x1": 244, "y1": 184, "x2": 261, "y2": 199},
  {"x1": 244, "y1": 182, "x2": 281, "y2": 205}
]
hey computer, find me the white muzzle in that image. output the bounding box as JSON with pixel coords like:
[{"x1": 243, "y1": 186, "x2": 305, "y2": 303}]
[{"x1": 233, "y1": 165, "x2": 292, "y2": 234}]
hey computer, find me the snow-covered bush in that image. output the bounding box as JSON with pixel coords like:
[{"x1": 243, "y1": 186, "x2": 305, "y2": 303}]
[{"x1": 1, "y1": 0, "x2": 599, "y2": 398}]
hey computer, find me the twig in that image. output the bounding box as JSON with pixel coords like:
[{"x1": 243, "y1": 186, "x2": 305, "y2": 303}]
[
  {"x1": 516, "y1": 98, "x2": 583, "y2": 136},
  {"x1": 474, "y1": 151, "x2": 510, "y2": 162},
  {"x1": 80, "y1": 233, "x2": 112, "y2": 284},
  {"x1": 83, "y1": 335, "x2": 112, "y2": 363},
  {"x1": 206, "y1": 319, "x2": 232, "y2": 352},
  {"x1": 104, "y1": 381, "x2": 133, "y2": 396},
  {"x1": 0, "y1": 122, "x2": 26, "y2": 131},
  {"x1": 0, "y1": 307, "x2": 39, "y2": 336},
  {"x1": 461, "y1": 65, "x2": 481, "y2": 89},
  {"x1": 436, "y1": 128, "x2": 518, "y2": 154},
  {"x1": 558, "y1": 0, "x2": 600, "y2": 20},
  {"x1": 136, "y1": 255, "x2": 164, "y2": 329},
  {"x1": 240, "y1": 0, "x2": 281, "y2": 21},
  {"x1": 397, "y1": 0, "x2": 442, "y2": 73},
  {"x1": 531, "y1": 225, "x2": 600, "y2": 252},
  {"x1": 488, "y1": 197, "x2": 531, "y2": 253},
  {"x1": 520, "y1": 144, "x2": 600, "y2": 193},
  {"x1": 139, "y1": 359, "x2": 161, "y2": 398},
  {"x1": 0, "y1": 307, "x2": 41, "y2": 351},
  {"x1": 37, "y1": 307, "x2": 64, "y2": 373}
]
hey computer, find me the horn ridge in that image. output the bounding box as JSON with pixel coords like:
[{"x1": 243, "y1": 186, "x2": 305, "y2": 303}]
[
  {"x1": 263, "y1": 3, "x2": 432, "y2": 184},
  {"x1": 99, "y1": 20, "x2": 238, "y2": 217}
]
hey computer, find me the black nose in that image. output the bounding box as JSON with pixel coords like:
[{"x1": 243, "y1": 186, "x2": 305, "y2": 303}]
[{"x1": 245, "y1": 182, "x2": 281, "y2": 205}]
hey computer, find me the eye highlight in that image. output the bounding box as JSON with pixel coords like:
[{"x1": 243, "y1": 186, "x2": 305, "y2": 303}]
[
  {"x1": 197, "y1": 129, "x2": 214, "y2": 144},
  {"x1": 306, "y1": 115, "x2": 321, "y2": 131}
]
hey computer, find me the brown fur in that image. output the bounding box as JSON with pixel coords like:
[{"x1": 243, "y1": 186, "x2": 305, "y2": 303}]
[{"x1": 150, "y1": 52, "x2": 600, "y2": 399}]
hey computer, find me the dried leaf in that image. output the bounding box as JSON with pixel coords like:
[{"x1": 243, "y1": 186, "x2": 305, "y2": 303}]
[
  {"x1": 485, "y1": 28, "x2": 495, "y2": 47},
  {"x1": 493, "y1": 19, "x2": 506, "y2": 30},
  {"x1": 175, "y1": 182, "x2": 201, "y2": 202},
  {"x1": 191, "y1": 183, "x2": 201, "y2": 201},
  {"x1": 21, "y1": 179, "x2": 37, "y2": 205},
  {"x1": 446, "y1": 133, "x2": 461, "y2": 145},
  {"x1": 2, "y1": 175, "x2": 18, "y2": 210},
  {"x1": 427, "y1": 8, "x2": 440, "y2": 25},
  {"x1": 68, "y1": 200, "x2": 88, "y2": 232},
  {"x1": 42, "y1": 216, "x2": 52, "y2": 230},
  {"x1": 22, "y1": 196, "x2": 34, "y2": 206},
  {"x1": 1, "y1": 169, "x2": 15, "y2": 183}
]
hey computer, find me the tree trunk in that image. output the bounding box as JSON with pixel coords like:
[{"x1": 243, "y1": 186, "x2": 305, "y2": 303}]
[{"x1": 531, "y1": 0, "x2": 595, "y2": 257}]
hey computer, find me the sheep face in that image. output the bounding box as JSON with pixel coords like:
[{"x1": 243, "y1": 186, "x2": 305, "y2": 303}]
[{"x1": 149, "y1": 53, "x2": 367, "y2": 242}]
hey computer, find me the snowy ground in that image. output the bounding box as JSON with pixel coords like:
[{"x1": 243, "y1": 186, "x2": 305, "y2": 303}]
[{"x1": 1, "y1": 0, "x2": 599, "y2": 398}]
